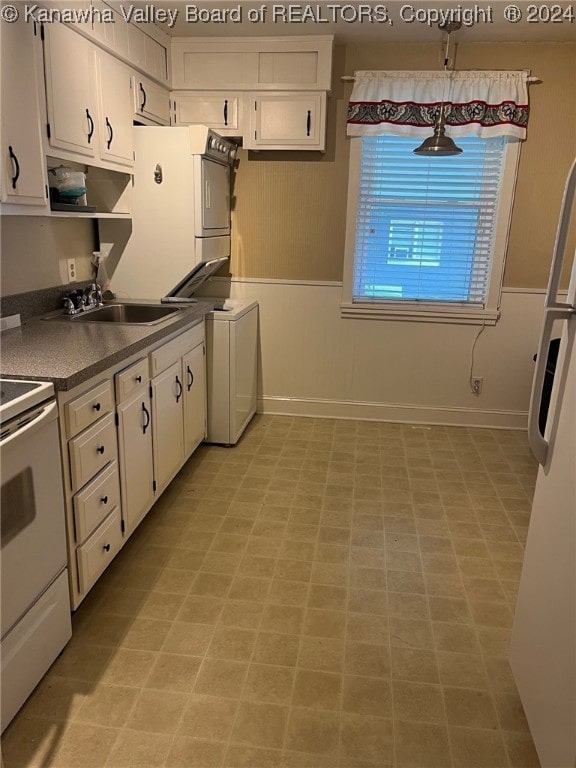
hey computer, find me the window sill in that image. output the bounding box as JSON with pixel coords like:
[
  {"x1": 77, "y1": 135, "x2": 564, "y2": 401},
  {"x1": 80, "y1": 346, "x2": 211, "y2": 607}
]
[{"x1": 340, "y1": 302, "x2": 499, "y2": 325}]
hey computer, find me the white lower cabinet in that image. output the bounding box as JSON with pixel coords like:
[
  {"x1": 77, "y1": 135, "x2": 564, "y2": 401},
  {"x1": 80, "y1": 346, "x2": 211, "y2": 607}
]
[
  {"x1": 59, "y1": 319, "x2": 207, "y2": 610},
  {"x1": 76, "y1": 508, "x2": 123, "y2": 593},
  {"x1": 116, "y1": 386, "x2": 154, "y2": 534},
  {"x1": 151, "y1": 360, "x2": 185, "y2": 494},
  {"x1": 73, "y1": 461, "x2": 120, "y2": 544},
  {"x1": 183, "y1": 343, "x2": 207, "y2": 456},
  {"x1": 149, "y1": 323, "x2": 206, "y2": 491}
]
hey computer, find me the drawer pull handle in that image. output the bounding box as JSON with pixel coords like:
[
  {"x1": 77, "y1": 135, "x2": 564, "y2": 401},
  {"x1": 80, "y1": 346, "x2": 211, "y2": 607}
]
[
  {"x1": 306, "y1": 110, "x2": 311, "y2": 136},
  {"x1": 223, "y1": 99, "x2": 228, "y2": 126},
  {"x1": 93, "y1": 402, "x2": 101, "y2": 411},
  {"x1": 105, "y1": 116, "x2": 113, "y2": 149},
  {"x1": 96, "y1": 446, "x2": 105, "y2": 454},
  {"x1": 86, "y1": 108, "x2": 94, "y2": 144},
  {"x1": 175, "y1": 375, "x2": 183, "y2": 403},
  {"x1": 101, "y1": 495, "x2": 109, "y2": 505},
  {"x1": 187, "y1": 365, "x2": 194, "y2": 391},
  {"x1": 135, "y1": 375, "x2": 142, "y2": 383},
  {"x1": 8, "y1": 146, "x2": 20, "y2": 189},
  {"x1": 103, "y1": 543, "x2": 111, "y2": 552},
  {"x1": 142, "y1": 402, "x2": 150, "y2": 434}
]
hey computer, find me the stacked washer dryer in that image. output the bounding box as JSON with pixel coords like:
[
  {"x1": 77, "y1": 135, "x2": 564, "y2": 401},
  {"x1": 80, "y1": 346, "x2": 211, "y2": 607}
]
[{"x1": 108, "y1": 125, "x2": 259, "y2": 445}]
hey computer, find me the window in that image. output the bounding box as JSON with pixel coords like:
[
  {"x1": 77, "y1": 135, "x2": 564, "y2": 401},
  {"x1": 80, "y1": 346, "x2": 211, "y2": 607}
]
[{"x1": 342, "y1": 134, "x2": 521, "y2": 324}]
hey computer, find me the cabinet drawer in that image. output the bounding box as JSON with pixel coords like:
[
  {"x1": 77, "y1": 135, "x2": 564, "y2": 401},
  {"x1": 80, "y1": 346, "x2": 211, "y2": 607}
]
[
  {"x1": 65, "y1": 380, "x2": 114, "y2": 438},
  {"x1": 115, "y1": 358, "x2": 148, "y2": 403},
  {"x1": 69, "y1": 413, "x2": 117, "y2": 492},
  {"x1": 149, "y1": 322, "x2": 205, "y2": 376},
  {"x1": 77, "y1": 508, "x2": 123, "y2": 594},
  {"x1": 73, "y1": 461, "x2": 120, "y2": 544}
]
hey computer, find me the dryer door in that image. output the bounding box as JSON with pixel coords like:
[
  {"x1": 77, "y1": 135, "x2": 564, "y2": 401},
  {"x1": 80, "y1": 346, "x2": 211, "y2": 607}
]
[{"x1": 196, "y1": 157, "x2": 230, "y2": 236}]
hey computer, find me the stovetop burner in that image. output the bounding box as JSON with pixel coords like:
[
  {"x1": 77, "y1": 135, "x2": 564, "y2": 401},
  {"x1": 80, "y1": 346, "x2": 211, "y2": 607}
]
[
  {"x1": 0, "y1": 379, "x2": 55, "y2": 425},
  {"x1": 0, "y1": 380, "x2": 43, "y2": 406}
]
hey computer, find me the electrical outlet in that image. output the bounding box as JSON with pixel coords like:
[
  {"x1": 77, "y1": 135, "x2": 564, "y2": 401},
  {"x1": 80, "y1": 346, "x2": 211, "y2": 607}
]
[
  {"x1": 472, "y1": 377, "x2": 483, "y2": 396},
  {"x1": 66, "y1": 258, "x2": 76, "y2": 282}
]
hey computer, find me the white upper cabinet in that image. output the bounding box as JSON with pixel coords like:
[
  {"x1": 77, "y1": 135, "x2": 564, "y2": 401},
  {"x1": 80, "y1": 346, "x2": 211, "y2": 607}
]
[
  {"x1": 170, "y1": 36, "x2": 333, "y2": 150},
  {"x1": 65, "y1": 0, "x2": 168, "y2": 84},
  {"x1": 42, "y1": 23, "x2": 134, "y2": 172},
  {"x1": 171, "y1": 36, "x2": 333, "y2": 91},
  {"x1": 246, "y1": 92, "x2": 327, "y2": 151},
  {"x1": 1, "y1": 15, "x2": 48, "y2": 208},
  {"x1": 172, "y1": 92, "x2": 243, "y2": 136},
  {"x1": 42, "y1": 22, "x2": 98, "y2": 160},
  {"x1": 97, "y1": 52, "x2": 134, "y2": 167},
  {"x1": 132, "y1": 74, "x2": 170, "y2": 126}
]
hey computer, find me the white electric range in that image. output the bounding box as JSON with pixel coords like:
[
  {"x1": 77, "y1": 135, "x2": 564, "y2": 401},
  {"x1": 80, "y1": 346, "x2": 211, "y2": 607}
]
[{"x1": 0, "y1": 378, "x2": 71, "y2": 732}]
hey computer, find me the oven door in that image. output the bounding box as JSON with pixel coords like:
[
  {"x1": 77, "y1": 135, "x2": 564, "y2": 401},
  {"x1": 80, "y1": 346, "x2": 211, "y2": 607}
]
[
  {"x1": 194, "y1": 156, "x2": 230, "y2": 237},
  {"x1": 1, "y1": 400, "x2": 68, "y2": 638}
]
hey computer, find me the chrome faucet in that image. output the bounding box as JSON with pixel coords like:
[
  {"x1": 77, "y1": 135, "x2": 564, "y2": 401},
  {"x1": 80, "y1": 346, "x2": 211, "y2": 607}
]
[
  {"x1": 83, "y1": 283, "x2": 103, "y2": 309},
  {"x1": 61, "y1": 283, "x2": 103, "y2": 315}
]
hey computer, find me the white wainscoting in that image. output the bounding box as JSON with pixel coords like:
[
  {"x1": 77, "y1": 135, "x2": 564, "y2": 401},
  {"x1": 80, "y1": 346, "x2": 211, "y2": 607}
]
[{"x1": 201, "y1": 279, "x2": 549, "y2": 430}]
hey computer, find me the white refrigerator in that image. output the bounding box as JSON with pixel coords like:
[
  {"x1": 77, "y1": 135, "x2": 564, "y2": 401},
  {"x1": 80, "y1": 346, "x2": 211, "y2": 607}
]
[{"x1": 509, "y1": 159, "x2": 576, "y2": 768}]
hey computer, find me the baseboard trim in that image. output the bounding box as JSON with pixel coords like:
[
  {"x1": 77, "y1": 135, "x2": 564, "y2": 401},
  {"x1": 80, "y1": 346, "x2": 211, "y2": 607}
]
[{"x1": 258, "y1": 396, "x2": 528, "y2": 430}]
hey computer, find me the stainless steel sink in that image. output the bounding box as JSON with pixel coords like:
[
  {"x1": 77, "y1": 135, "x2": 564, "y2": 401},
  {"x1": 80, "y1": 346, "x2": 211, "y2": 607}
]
[{"x1": 48, "y1": 304, "x2": 181, "y2": 325}]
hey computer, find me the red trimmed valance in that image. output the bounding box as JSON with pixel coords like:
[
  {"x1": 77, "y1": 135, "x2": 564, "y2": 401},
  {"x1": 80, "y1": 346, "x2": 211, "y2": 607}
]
[{"x1": 347, "y1": 70, "x2": 530, "y2": 140}]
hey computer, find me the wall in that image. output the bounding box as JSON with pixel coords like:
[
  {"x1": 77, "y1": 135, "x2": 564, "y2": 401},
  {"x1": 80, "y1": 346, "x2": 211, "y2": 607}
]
[
  {"x1": 219, "y1": 41, "x2": 576, "y2": 428},
  {"x1": 0, "y1": 217, "x2": 95, "y2": 296},
  {"x1": 230, "y1": 42, "x2": 576, "y2": 286}
]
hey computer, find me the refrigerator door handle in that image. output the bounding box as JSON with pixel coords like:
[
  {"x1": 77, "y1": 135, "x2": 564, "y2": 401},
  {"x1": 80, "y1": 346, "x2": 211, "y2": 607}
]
[
  {"x1": 528, "y1": 306, "x2": 574, "y2": 465},
  {"x1": 545, "y1": 158, "x2": 576, "y2": 310}
]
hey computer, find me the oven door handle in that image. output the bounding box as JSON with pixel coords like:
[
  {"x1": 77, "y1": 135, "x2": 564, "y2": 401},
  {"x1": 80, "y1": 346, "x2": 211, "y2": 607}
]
[{"x1": 0, "y1": 401, "x2": 58, "y2": 449}]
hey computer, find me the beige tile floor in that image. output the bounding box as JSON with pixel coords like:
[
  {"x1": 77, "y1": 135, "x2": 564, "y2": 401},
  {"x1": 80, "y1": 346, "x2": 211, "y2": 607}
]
[{"x1": 1, "y1": 416, "x2": 543, "y2": 768}]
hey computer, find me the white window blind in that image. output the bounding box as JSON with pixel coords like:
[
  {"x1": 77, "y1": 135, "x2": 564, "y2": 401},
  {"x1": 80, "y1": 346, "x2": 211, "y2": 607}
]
[{"x1": 353, "y1": 134, "x2": 508, "y2": 306}]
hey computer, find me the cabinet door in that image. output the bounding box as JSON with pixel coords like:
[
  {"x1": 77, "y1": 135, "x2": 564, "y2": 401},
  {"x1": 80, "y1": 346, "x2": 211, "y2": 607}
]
[
  {"x1": 171, "y1": 44, "x2": 257, "y2": 90},
  {"x1": 1, "y1": 17, "x2": 47, "y2": 206},
  {"x1": 173, "y1": 92, "x2": 242, "y2": 136},
  {"x1": 151, "y1": 361, "x2": 185, "y2": 492},
  {"x1": 144, "y1": 35, "x2": 168, "y2": 82},
  {"x1": 183, "y1": 343, "x2": 206, "y2": 458},
  {"x1": 97, "y1": 52, "x2": 134, "y2": 167},
  {"x1": 248, "y1": 92, "x2": 326, "y2": 150},
  {"x1": 132, "y1": 75, "x2": 170, "y2": 126},
  {"x1": 42, "y1": 22, "x2": 98, "y2": 159},
  {"x1": 117, "y1": 389, "x2": 155, "y2": 533}
]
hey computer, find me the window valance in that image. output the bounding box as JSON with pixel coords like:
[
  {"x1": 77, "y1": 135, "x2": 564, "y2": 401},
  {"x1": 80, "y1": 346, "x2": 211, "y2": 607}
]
[{"x1": 347, "y1": 70, "x2": 530, "y2": 140}]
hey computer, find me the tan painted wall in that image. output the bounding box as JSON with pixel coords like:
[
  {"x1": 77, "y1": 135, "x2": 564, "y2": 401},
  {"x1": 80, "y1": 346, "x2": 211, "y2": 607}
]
[{"x1": 230, "y1": 41, "x2": 576, "y2": 288}]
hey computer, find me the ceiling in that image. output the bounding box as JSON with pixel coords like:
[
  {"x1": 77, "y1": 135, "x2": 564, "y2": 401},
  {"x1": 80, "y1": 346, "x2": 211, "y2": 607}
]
[{"x1": 134, "y1": 1, "x2": 576, "y2": 42}]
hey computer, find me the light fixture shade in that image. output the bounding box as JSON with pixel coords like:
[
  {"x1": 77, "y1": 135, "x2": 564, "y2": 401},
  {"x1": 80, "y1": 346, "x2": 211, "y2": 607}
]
[{"x1": 413, "y1": 122, "x2": 463, "y2": 157}]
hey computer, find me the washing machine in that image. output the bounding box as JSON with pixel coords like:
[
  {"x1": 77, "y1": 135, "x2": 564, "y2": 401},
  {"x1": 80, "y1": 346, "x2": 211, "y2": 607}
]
[
  {"x1": 163, "y1": 259, "x2": 259, "y2": 445},
  {"x1": 205, "y1": 298, "x2": 259, "y2": 445}
]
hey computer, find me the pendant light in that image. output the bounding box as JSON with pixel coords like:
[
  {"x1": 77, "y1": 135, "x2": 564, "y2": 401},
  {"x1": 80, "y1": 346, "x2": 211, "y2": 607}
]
[{"x1": 414, "y1": 21, "x2": 463, "y2": 157}]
